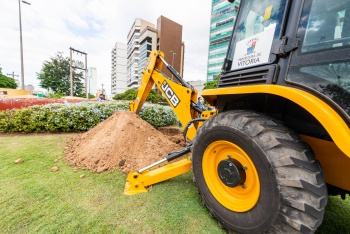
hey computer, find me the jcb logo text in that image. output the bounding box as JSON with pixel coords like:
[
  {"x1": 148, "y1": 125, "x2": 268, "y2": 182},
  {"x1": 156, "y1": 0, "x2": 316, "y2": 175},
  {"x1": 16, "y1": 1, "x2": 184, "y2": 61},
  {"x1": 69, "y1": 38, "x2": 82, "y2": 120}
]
[{"x1": 161, "y1": 81, "x2": 180, "y2": 107}]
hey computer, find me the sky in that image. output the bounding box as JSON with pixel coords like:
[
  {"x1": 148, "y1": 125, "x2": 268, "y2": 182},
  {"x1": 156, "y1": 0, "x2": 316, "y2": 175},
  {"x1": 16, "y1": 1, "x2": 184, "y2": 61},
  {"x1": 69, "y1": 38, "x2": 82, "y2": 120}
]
[{"x1": 0, "y1": 0, "x2": 212, "y2": 96}]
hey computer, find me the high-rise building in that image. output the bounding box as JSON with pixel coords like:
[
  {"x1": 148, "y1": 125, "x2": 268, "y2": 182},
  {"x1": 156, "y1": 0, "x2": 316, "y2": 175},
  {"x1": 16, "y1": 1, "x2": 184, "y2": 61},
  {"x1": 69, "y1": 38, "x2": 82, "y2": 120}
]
[
  {"x1": 126, "y1": 16, "x2": 184, "y2": 90},
  {"x1": 89, "y1": 67, "x2": 97, "y2": 96},
  {"x1": 138, "y1": 26, "x2": 157, "y2": 83},
  {"x1": 207, "y1": 0, "x2": 239, "y2": 81},
  {"x1": 127, "y1": 19, "x2": 155, "y2": 89},
  {"x1": 156, "y1": 15, "x2": 184, "y2": 79},
  {"x1": 111, "y1": 42, "x2": 127, "y2": 94}
]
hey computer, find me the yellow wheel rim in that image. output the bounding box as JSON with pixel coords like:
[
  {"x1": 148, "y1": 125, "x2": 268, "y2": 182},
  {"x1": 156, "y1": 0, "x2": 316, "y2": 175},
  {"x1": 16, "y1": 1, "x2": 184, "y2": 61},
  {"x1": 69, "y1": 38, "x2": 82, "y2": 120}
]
[{"x1": 202, "y1": 140, "x2": 260, "y2": 212}]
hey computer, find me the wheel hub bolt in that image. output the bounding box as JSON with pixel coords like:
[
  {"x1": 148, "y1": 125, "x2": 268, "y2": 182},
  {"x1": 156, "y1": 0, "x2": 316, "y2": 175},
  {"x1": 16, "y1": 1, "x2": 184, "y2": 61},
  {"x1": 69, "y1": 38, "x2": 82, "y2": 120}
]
[{"x1": 242, "y1": 166, "x2": 247, "y2": 170}]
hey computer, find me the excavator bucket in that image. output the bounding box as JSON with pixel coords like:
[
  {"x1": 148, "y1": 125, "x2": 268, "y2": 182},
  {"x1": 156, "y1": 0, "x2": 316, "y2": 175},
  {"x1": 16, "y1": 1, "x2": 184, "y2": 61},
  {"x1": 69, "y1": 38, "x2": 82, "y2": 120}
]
[{"x1": 124, "y1": 157, "x2": 192, "y2": 195}]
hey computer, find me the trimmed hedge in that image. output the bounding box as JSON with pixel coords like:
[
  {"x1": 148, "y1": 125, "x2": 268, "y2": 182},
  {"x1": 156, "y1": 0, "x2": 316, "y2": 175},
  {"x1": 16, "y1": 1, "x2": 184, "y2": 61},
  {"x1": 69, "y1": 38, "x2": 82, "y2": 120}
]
[
  {"x1": 139, "y1": 104, "x2": 177, "y2": 128},
  {"x1": 0, "y1": 101, "x2": 177, "y2": 133}
]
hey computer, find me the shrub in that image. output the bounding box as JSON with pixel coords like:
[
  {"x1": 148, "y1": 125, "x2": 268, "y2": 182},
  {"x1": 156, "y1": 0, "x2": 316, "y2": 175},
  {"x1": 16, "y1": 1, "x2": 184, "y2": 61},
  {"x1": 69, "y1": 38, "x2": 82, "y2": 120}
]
[
  {"x1": 48, "y1": 90, "x2": 65, "y2": 98},
  {"x1": 0, "y1": 101, "x2": 129, "y2": 133},
  {"x1": 139, "y1": 104, "x2": 177, "y2": 127},
  {"x1": 0, "y1": 101, "x2": 176, "y2": 133}
]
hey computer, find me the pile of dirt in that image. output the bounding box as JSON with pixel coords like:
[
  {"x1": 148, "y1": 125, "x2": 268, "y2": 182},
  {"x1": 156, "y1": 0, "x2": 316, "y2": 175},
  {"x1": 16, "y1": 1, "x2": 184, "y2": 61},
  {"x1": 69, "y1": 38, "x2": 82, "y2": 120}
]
[{"x1": 65, "y1": 111, "x2": 185, "y2": 173}]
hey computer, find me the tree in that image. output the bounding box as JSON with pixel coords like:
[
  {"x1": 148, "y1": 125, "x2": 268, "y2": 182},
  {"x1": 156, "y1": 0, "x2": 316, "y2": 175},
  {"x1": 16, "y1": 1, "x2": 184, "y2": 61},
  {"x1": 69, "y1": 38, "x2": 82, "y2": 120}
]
[
  {"x1": 146, "y1": 89, "x2": 163, "y2": 103},
  {"x1": 37, "y1": 52, "x2": 85, "y2": 96},
  {"x1": 0, "y1": 66, "x2": 18, "y2": 89},
  {"x1": 113, "y1": 89, "x2": 137, "y2": 100},
  {"x1": 113, "y1": 89, "x2": 163, "y2": 103},
  {"x1": 203, "y1": 73, "x2": 220, "y2": 90}
]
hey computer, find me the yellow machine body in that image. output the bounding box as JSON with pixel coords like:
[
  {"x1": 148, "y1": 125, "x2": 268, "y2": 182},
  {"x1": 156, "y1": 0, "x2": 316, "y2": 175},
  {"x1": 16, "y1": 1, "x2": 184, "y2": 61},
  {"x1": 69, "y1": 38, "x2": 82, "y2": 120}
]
[
  {"x1": 123, "y1": 0, "x2": 350, "y2": 231},
  {"x1": 202, "y1": 85, "x2": 350, "y2": 192},
  {"x1": 125, "y1": 50, "x2": 350, "y2": 195}
]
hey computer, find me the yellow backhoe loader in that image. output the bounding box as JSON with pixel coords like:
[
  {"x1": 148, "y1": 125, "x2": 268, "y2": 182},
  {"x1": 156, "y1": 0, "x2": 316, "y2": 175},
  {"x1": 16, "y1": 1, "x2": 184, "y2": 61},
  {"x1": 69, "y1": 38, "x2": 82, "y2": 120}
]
[{"x1": 124, "y1": 0, "x2": 350, "y2": 233}]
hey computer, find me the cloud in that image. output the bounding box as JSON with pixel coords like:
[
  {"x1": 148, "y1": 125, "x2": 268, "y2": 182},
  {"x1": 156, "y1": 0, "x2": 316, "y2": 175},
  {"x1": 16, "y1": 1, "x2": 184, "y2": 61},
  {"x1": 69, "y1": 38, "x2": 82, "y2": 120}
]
[{"x1": 0, "y1": 0, "x2": 211, "y2": 95}]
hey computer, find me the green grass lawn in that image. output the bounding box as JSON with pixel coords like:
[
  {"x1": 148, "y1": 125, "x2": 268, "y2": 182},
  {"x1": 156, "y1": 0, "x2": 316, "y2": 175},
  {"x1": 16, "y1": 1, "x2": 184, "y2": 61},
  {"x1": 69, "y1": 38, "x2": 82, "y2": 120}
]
[{"x1": 0, "y1": 134, "x2": 349, "y2": 234}]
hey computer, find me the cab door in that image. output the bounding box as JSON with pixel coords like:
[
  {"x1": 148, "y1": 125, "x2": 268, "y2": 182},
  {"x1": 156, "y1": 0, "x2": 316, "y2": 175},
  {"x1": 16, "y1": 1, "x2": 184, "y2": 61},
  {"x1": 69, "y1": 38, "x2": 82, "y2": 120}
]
[
  {"x1": 286, "y1": 0, "x2": 350, "y2": 122},
  {"x1": 220, "y1": 0, "x2": 289, "y2": 88}
]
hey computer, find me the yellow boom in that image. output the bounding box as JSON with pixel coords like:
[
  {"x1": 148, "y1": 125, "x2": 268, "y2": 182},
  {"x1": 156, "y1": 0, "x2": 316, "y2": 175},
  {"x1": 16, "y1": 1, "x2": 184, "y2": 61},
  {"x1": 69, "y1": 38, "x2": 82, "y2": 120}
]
[{"x1": 125, "y1": 50, "x2": 216, "y2": 194}]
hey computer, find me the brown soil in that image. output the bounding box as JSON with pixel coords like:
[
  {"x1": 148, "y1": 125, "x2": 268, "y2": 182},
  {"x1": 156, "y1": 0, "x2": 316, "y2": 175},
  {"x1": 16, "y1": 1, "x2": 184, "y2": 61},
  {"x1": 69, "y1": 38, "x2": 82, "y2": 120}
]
[{"x1": 65, "y1": 111, "x2": 185, "y2": 174}]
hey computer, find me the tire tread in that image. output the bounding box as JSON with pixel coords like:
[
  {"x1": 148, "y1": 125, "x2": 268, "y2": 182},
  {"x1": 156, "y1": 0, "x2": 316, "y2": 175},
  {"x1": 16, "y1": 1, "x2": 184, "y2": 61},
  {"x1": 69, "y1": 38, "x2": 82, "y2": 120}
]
[{"x1": 192, "y1": 110, "x2": 327, "y2": 233}]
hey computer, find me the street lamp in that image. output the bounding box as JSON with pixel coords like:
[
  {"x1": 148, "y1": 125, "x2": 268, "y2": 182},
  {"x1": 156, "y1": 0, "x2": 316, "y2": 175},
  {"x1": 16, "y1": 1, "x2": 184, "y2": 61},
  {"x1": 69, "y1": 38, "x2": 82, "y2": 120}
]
[
  {"x1": 18, "y1": 0, "x2": 30, "y2": 90},
  {"x1": 101, "y1": 83, "x2": 104, "y2": 95},
  {"x1": 170, "y1": 50, "x2": 176, "y2": 79}
]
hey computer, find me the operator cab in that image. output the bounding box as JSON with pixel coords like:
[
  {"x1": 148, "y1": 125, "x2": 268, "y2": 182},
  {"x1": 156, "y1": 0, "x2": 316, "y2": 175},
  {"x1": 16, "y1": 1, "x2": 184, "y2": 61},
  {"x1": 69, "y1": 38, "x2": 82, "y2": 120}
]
[
  {"x1": 224, "y1": 0, "x2": 286, "y2": 71},
  {"x1": 220, "y1": 0, "x2": 350, "y2": 125}
]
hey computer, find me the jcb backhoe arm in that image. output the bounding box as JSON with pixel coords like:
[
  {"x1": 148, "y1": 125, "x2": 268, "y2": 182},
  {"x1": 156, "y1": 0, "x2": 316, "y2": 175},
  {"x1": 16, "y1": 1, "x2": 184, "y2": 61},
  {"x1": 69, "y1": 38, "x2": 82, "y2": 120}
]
[
  {"x1": 130, "y1": 50, "x2": 203, "y2": 140},
  {"x1": 125, "y1": 50, "x2": 216, "y2": 195}
]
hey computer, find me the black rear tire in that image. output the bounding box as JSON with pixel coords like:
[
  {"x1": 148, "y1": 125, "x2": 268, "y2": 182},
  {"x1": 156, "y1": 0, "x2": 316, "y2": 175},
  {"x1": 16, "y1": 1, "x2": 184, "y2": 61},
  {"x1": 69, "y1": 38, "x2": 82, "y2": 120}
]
[{"x1": 192, "y1": 110, "x2": 327, "y2": 233}]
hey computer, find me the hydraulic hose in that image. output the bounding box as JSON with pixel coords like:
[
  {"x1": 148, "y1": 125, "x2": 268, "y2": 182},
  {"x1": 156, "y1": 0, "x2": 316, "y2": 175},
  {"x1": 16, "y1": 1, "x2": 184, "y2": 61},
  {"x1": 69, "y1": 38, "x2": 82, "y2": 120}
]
[{"x1": 183, "y1": 118, "x2": 207, "y2": 144}]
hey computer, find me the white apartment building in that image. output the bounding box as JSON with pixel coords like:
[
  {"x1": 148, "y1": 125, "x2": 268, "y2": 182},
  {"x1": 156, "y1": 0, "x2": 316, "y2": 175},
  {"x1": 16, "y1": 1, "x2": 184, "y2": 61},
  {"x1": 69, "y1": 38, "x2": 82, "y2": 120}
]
[
  {"x1": 126, "y1": 19, "x2": 155, "y2": 89},
  {"x1": 111, "y1": 42, "x2": 127, "y2": 95},
  {"x1": 188, "y1": 80, "x2": 205, "y2": 98},
  {"x1": 138, "y1": 26, "x2": 157, "y2": 82},
  {"x1": 89, "y1": 67, "x2": 98, "y2": 96}
]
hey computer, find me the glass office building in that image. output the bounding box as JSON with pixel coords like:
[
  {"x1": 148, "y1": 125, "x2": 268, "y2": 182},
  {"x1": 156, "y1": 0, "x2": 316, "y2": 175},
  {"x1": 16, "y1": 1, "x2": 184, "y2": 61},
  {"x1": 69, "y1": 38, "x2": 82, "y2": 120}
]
[{"x1": 207, "y1": 0, "x2": 240, "y2": 81}]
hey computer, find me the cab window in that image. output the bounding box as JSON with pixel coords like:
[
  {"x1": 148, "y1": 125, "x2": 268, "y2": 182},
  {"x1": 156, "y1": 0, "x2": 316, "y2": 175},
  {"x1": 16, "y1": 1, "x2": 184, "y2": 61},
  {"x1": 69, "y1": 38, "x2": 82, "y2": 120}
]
[
  {"x1": 287, "y1": 0, "x2": 350, "y2": 118},
  {"x1": 226, "y1": 0, "x2": 287, "y2": 71},
  {"x1": 301, "y1": 0, "x2": 350, "y2": 53}
]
